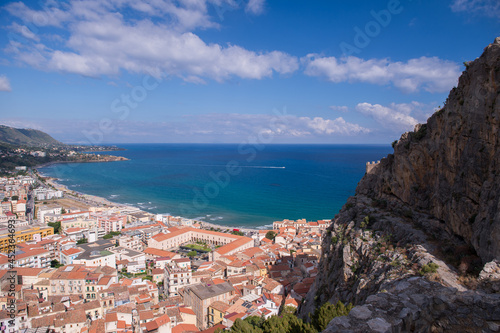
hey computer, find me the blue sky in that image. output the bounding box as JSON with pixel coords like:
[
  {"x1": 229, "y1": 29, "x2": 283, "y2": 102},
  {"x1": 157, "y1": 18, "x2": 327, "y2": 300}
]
[{"x1": 0, "y1": 0, "x2": 498, "y2": 144}]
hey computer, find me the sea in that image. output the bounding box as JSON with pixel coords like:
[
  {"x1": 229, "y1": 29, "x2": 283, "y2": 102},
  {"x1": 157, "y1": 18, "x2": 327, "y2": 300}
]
[{"x1": 37, "y1": 144, "x2": 392, "y2": 228}]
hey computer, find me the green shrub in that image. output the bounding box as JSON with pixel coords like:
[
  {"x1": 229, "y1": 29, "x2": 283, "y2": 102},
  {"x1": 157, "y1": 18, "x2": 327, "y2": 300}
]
[
  {"x1": 413, "y1": 124, "x2": 427, "y2": 141},
  {"x1": 310, "y1": 301, "x2": 353, "y2": 332},
  {"x1": 360, "y1": 216, "x2": 370, "y2": 229},
  {"x1": 420, "y1": 262, "x2": 439, "y2": 275}
]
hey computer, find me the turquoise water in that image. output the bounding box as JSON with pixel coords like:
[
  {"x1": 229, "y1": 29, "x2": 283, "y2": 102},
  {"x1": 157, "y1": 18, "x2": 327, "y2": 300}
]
[{"x1": 38, "y1": 144, "x2": 392, "y2": 228}]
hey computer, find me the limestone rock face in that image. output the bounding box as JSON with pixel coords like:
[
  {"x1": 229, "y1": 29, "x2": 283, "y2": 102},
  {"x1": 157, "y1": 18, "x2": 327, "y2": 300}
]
[
  {"x1": 358, "y1": 37, "x2": 500, "y2": 262},
  {"x1": 299, "y1": 38, "x2": 500, "y2": 331},
  {"x1": 324, "y1": 277, "x2": 500, "y2": 333}
]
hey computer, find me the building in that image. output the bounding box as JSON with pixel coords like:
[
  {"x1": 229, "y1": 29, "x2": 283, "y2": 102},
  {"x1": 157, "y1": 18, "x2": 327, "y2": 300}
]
[
  {"x1": 118, "y1": 235, "x2": 144, "y2": 252},
  {"x1": 72, "y1": 240, "x2": 117, "y2": 268},
  {"x1": 33, "y1": 188, "x2": 63, "y2": 201},
  {"x1": 61, "y1": 218, "x2": 99, "y2": 232},
  {"x1": 207, "y1": 301, "x2": 230, "y2": 327},
  {"x1": 164, "y1": 261, "x2": 192, "y2": 296},
  {"x1": 0, "y1": 225, "x2": 54, "y2": 252},
  {"x1": 148, "y1": 227, "x2": 253, "y2": 261},
  {"x1": 98, "y1": 215, "x2": 125, "y2": 233},
  {"x1": 110, "y1": 247, "x2": 146, "y2": 273},
  {"x1": 183, "y1": 282, "x2": 234, "y2": 330},
  {"x1": 0, "y1": 247, "x2": 51, "y2": 269},
  {"x1": 60, "y1": 247, "x2": 84, "y2": 265}
]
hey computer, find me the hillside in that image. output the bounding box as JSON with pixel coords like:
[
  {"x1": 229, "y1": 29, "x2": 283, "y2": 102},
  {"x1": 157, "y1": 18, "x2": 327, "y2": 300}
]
[
  {"x1": 0, "y1": 124, "x2": 63, "y2": 146},
  {"x1": 299, "y1": 37, "x2": 500, "y2": 332}
]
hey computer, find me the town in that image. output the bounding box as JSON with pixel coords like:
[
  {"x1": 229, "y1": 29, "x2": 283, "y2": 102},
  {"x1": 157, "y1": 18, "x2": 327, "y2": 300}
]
[{"x1": 0, "y1": 171, "x2": 330, "y2": 333}]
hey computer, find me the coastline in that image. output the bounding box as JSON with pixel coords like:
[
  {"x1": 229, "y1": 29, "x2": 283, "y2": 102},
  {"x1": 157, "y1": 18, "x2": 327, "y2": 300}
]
[
  {"x1": 35, "y1": 165, "x2": 267, "y2": 233},
  {"x1": 31, "y1": 143, "x2": 375, "y2": 232},
  {"x1": 33, "y1": 154, "x2": 130, "y2": 173}
]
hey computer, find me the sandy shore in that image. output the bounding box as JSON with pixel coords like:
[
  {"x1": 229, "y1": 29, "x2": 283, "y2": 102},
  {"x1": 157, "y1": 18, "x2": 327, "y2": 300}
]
[
  {"x1": 198, "y1": 221, "x2": 265, "y2": 234},
  {"x1": 36, "y1": 173, "x2": 131, "y2": 209}
]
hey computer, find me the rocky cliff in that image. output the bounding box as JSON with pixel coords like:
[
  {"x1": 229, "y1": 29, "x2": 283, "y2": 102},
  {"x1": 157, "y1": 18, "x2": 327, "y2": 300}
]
[{"x1": 299, "y1": 37, "x2": 500, "y2": 332}]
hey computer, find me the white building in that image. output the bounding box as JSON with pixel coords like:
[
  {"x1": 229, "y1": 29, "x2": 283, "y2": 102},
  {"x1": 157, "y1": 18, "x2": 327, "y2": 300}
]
[{"x1": 164, "y1": 261, "x2": 193, "y2": 296}]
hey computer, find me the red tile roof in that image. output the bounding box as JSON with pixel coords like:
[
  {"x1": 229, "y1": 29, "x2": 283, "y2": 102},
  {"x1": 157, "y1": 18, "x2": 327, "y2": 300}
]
[
  {"x1": 178, "y1": 307, "x2": 195, "y2": 315},
  {"x1": 172, "y1": 323, "x2": 198, "y2": 333}
]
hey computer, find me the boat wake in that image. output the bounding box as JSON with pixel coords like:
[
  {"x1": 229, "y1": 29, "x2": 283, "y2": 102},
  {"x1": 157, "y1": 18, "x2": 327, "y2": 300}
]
[{"x1": 165, "y1": 164, "x2": 285, "y2": 169}]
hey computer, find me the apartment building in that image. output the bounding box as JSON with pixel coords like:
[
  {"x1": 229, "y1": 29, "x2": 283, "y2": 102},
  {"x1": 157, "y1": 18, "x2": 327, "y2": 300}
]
[
  {"x1": 0, "y1": 225, "x2": 54, "y2": 252},
  {"x1": 164, "y1": 261, "x2": 192, "y2": 296}
]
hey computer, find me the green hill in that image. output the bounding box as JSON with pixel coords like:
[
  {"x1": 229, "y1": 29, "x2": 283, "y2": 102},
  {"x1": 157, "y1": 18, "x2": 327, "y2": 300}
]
[{"x1": 0, "y1": 125, "x2": 63, "y2": 146}]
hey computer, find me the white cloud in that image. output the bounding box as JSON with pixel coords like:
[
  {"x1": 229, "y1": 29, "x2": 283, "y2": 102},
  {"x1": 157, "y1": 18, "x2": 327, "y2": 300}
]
[
  {"x1": 329, "y1": 105, "x2": 349, "y2": 113},
  {"x1": 3, "y1": 0, "x2": 298, "y2": 81},
  {"x1": 355, "y1": 101, "x2": 434, "y2": 132},
  {"x1": 1, "y1": 112, "x2": 369, "y2": 143},
  {"x1": 451, "y1": 0, "x2": 500, "y2": 17},
  {"x1": 246, "y1": 0, "x2": 265, "y2": 14},
  {"x1": 0, "y1": 76, "x2": 12, "y2": 92},
  {"x1": 182, "y1": 113, "x2": 369, "y2": 137},
  {"x1": 8, "y1": 22, "x2": 40, "y2": 42},
  {"x1": 5, "y1": 1, "x2": 73, "y2": 28},
  {"x1": 303, "y1": 55, "x2": 460, "y2": 93}
]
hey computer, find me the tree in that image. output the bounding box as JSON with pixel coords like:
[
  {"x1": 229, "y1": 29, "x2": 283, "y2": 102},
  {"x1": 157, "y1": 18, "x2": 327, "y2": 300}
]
[
  {"x1": 265, "y1": 231, "x2": 277, "y2": 240},
  {"x1": 261, "y1": 313, "x2": 315, "y2": 333},
  {"x1": 310, "y1": 301, "x2": 352, "y2": 332},
  {"x1": 281, "y1": 306, "x2": 297, "y2": 315},
  {"x1": 187, "y1": 250, "x2": 197, "y2": 258},
  {"x1": 11, "y1": 195, "x2": 19, "y2": 201},
  {"x1": 61, "y1": 208, "x2": 67, "y2": 214},
  {"x1": 51, "y1": 259, "x2": 63, "y2": 268},
  {"x1": 48, "y1": 221, "x2": 61, "y2": 234},
  {"x1": 103, "y1": 232, "x2": 120, "y2": 239},
  {"x1": 244, "y1": 316, "x2": 265, "y2": 329},
  {"x1": 232, "y1": 230, "x2": 244, "y2": 236},
  {"x1": 77, "y1": 238, "x2": 88, "y2": 244},
  {"x1": 230, "y1": 318, "x2": 263, "y2": 333}
]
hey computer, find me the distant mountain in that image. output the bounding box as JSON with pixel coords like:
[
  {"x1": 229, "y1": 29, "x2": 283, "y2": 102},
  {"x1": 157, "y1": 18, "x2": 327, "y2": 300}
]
[{"x1": 0, "y1": 125, "x2": 64, "y2": 146}]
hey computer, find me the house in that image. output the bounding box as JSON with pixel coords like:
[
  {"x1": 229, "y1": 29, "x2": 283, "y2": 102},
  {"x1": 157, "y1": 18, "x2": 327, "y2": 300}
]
[
  {"x1": 143, "y1": 313, "x2": 172, "y2": 333},
  {"x1": 183, "y1": 282, "x2": 235, "y2": 330},
  {"x1": 60, "y1": 247, "x2": 84, "y2": 265},
  {"x1": 151, "y1": 268, "x2": 164, "y2": 284},
  {"x1": 110, "y1": 247, "x2": 146, "y2": 273},
  {"x1": 207, "y1": 301, "x2": 230, "y2": 327},
  {"x1": 178, "y1": 307, "x2": 196, "y2": 326}
]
